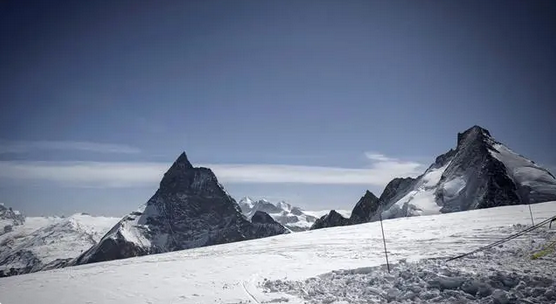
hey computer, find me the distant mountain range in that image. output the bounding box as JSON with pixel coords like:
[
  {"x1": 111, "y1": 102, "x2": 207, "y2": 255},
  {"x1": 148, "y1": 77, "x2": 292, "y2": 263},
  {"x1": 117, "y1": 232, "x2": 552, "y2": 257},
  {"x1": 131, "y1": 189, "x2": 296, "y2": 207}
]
[
  {"x1": 310, "y1": 125, "x2": 556, "y2": 230},
  {"x1": 2, "y1": 125, "x2": 554, "y2": 277},
  {"x1": 238, "y1": 197, "x2": 318, "y2": 231}
]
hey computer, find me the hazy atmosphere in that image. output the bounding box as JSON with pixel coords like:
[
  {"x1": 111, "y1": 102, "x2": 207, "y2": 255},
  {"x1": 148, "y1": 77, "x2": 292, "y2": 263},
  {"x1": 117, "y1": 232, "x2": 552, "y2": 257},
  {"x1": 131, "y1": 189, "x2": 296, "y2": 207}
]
[{"x1": 1, "y1": 0, "x2": 555, "y2": 216}]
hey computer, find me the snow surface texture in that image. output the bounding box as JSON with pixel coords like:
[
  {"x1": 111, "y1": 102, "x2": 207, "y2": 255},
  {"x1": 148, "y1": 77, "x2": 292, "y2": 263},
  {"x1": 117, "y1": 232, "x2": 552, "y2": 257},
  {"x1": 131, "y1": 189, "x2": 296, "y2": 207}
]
[
  {"x1": 0, "y1": 213, "x2": 119, "y2": 277},
  {"x1": 264, "y1": 226, "x2": 556, "y2": 303},
  {"x1": 1, "y1": 201, "x2": 554, "y2": 304},
  {"x1": 239, "y1": 197, "x2": 319, "y2": 231}
]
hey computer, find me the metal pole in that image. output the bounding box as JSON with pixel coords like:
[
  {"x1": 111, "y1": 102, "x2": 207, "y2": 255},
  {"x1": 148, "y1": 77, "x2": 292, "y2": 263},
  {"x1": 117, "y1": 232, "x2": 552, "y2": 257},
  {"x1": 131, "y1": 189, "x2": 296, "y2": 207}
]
[
  {"x1": 528, "y1": 203, "x2": 535, "y2": 226},
  {"x1": 379, "y1": 213, "x2": 390, "y2": 273}
]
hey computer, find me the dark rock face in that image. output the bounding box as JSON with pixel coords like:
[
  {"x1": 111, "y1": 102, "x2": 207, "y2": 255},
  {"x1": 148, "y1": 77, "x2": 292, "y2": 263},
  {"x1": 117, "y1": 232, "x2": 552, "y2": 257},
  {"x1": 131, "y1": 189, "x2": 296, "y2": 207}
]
[
  {"x1": 310, "y1": 210, "x2": 350, "y2": 230},
  {"x1": 74, "y1": 152, "x2": 288, "y2": 265},
  {"x1": 251, "y1": 211, "x2": 290, "y2": 237},
  {"x1": 436, "y1": 126, "x2": 521, "y2": 212},
  {"x1": 251, "y1": 210, "x2": 276, "y2": 224},
  {"x1": 349, "y1": 191, "x2": 380, "y2": 224},
  {"x1": 0, "y1": 250, "x2": 41, "y2": 278},
  {"x1": 378, "y1": 177, "x2": 416, "y2": 207}
]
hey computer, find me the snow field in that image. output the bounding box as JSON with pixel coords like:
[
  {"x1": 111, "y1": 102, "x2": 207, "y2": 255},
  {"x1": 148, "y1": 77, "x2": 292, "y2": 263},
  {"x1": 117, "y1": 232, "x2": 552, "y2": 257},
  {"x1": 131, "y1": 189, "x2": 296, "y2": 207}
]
[{"x1": 0, "y1": 201, "x2": 554, "y2": 304}]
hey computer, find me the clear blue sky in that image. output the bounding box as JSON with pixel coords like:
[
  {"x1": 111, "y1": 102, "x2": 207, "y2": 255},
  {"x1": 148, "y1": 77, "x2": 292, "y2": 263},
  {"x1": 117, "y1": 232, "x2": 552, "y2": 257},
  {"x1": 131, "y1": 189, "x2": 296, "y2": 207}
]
[{"x1": 1, "y1": 1, "x2": 555, "y2": 216}]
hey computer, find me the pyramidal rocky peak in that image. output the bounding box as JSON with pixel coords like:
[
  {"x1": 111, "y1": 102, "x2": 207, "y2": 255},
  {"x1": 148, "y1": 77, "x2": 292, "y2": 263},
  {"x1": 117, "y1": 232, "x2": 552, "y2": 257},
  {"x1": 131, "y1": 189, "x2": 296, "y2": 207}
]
[
  {"x1": 311, "y1": 125, "x2": 556, "y2": 230},
  {"x1": 72, "y1": 152, "x2": 288, "y2": 265}
]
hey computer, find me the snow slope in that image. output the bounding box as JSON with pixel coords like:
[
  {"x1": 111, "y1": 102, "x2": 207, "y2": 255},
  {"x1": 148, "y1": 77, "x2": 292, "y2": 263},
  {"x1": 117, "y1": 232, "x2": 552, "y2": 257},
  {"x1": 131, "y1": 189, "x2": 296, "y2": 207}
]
[
  {"x1": 1, "y1": 201, "x2": 554, "y2": 304},
  {"x1": 0, "y1": 214, "x2": 119, "y2": 276},
  {"x1": 382, "y1": 161, "x2": 451, "y2": 219},
  {"x1": 490, "y1": 142, "x2": 556, "y2": 203}
]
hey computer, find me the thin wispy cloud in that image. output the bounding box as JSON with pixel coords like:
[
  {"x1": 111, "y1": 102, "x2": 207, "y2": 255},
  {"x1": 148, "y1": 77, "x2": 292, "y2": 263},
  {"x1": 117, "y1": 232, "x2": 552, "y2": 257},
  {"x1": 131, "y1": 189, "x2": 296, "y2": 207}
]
[
  {"x1": 0, "y1": 152, "x2": 424, "y2": 188},
  {"x1": 364, "y1": 152, "x2": 395, "y2": 162},
  {"x1": 0, "y1": 140, "x2": 141, "y2": 154}
]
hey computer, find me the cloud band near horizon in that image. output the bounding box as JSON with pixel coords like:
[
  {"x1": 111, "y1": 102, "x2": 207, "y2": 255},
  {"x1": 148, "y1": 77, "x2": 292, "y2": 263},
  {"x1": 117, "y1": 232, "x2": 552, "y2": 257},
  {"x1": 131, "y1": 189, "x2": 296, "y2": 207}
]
[{"x1": 0, "y1": 154, "x2": 424, "y2": 188}]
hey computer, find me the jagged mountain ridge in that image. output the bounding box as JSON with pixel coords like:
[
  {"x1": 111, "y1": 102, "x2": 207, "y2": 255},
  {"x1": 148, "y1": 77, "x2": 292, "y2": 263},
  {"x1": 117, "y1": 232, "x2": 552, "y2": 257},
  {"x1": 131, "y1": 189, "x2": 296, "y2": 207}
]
[
  {"x1": 311, "y1": 125, "x2": 556, "y2": 230},
  {"x1": 238, "y1": 197, "x2": 318, "y2": 231},
  {"x1": 73, "y1": 152, "x2": 288, "y2": 265}
]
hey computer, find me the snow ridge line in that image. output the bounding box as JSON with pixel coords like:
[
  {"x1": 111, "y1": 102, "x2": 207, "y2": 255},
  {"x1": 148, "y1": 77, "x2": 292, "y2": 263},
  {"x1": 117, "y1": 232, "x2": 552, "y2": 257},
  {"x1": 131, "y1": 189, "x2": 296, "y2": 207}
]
[{"x1": 446, "y1": 214, "x2": 556, "y2": 262}]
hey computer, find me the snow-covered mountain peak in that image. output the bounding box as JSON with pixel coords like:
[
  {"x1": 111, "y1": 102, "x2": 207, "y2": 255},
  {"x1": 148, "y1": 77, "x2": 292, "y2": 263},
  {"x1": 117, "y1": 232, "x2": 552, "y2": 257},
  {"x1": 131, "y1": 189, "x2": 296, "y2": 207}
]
[
  {"x1": 380, "y1": 125, "x2": 556, "y2": 219},
  {"x1": 312, "y1": 125, "x2": 556, "y2": 231},
  {"x1": 276, "y1": 201, "x2": 292, "y2": 212},
  {"x1": 72, "y1": 152, "x2": 288, "y2": 266},
  {"x1": 238, "y1": 197, "x2": 318, "y2": 231}
]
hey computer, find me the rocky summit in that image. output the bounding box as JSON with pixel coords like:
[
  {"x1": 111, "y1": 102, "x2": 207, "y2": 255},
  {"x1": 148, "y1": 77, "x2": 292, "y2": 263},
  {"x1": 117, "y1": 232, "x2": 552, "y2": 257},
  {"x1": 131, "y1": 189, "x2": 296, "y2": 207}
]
[
  {"x1": 310, "y1": 210, "x2": 351, "y2": 230},
  {"x1": 349, "y1": 191, "x2": 380, "y2": 224},
  {"x1": 250, "y1": 211, "x2": 291, "y2": 237},
  {"x1": 380, "y1": 125, "x2": 556, "y2": 219},
  {"x1": 73, "y1": 152, "x2": 288, "y2": 265},
  {"x1": 311, "y1": 125, "x2": 556, "y2": 230}
]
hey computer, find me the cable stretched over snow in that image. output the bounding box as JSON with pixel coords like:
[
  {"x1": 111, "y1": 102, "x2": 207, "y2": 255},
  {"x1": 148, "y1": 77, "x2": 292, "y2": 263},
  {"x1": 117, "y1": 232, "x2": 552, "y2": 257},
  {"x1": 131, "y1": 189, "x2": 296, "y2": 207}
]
[{"x1": 446, "y1": 214, "x2": 556, "y2": 262}]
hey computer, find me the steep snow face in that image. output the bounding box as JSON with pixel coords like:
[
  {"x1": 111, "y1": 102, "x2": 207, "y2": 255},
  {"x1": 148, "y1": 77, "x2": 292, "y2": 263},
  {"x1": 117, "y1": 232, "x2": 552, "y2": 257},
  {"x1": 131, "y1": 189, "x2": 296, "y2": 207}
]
[
  {"x1": 382, "y1": 160, "x2": 452, "y2": 219},
  {"x1": 74, "y1": 152, "x2": 288, "y2": 266},
  {"x1": 238, "y1": 197, "x2": 256, "y2": 213},
  {"x1": 489, "y1": 143, "x2": 556, "y2": 203},
  {"x1": 1, "y1": 202, "x2": 554, "y2": 304},
  {"x1": 379, "y1": 125, "x2": 556, "y2": 220},
  {"x1": 0, "y1": 213, "x2": 118, "y2": 277},
  {"x1": 239, "y1": 197, "x2": 318, "y2": 231}
]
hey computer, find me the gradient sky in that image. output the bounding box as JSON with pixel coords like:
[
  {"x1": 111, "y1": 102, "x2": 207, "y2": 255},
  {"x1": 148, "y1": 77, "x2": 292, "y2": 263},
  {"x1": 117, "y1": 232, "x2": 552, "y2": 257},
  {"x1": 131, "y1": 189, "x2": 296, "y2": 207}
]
[{"x1": 1, "y1": 1, "x2": 555, "y2": 216}]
